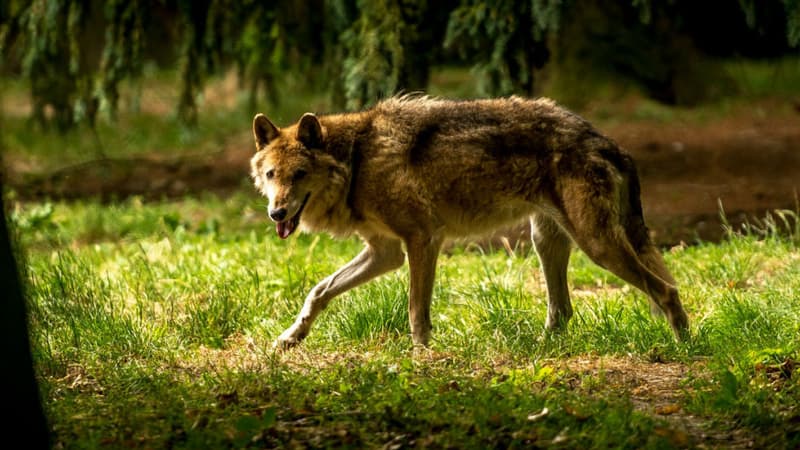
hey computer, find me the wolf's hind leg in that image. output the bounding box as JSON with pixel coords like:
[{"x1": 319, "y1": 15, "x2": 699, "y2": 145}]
[
  {"x1": 530, "y1": 214, "x2": 574, "y2": 331},
  {"x1": 405, "y1": 234, "x2": 444, "y2": 346},
  {"x1": 562, "y1": 178, "x2": 689, "y2": 340},
  {"x1": 636, "y1": 244, "x2": 678, "y2": 318},
  {"x1": 274, "y1": 236, "x2": 405, "y2": 349},
  {"x1": 561, "y1": 199, "x2": 689, "y2": 340}
]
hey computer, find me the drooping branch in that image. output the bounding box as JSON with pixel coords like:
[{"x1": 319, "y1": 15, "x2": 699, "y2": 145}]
[{"x1": 97, "y1": 0, "x2": 147, "y2": 123}]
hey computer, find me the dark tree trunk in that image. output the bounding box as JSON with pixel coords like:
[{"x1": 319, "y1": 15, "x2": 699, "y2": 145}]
[{"x1": 0, "y1": 188, "x2": 49, "y2": 447}]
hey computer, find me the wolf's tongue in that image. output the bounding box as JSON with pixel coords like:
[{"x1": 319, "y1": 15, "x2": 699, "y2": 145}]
[
  {"x1": 276, "y1": 220, "x2": 297, "y2": 239},
  {"x1": 277, "y1": 222, "x2": 290, "y2": 239}
]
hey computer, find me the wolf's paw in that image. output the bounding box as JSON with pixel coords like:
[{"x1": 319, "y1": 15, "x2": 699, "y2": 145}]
[
  {"x1": 272, "y1": 336, "x2": 302, "y2": 351},
  {"x1": 411, "y1": 343, "x2": 433, "y2": 358},
  {"x1": 543, "y1": 317, "x2": 570, "y2": 335},
  {"x1": 410, "y1": 328, "x2": 432, "y2": 348},
  {"x1": 272, "y1": 327, "x2": 307, "y2": 351},
  {"x1": 673, "y1": 325, "x2": 692, "y2": 344}
]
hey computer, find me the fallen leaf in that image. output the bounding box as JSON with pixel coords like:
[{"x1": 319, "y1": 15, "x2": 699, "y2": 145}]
[
  {"x1": 527, "y1": 407, "x2": 550, "y2": 422},
  {"x1": 551, "y1": 427, "x2": 570, "y2": 444},
  {"x1": 655, "y1": 403, "x2": 681, "y2": 415}
]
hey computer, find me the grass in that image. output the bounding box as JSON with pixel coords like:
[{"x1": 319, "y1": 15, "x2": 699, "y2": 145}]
[
  {"x1": 0, "y1": 70, "x2": 332, "y2": 173},
  {"x1": 10, "y1": 192, "x2": 800, "y2": 448}
]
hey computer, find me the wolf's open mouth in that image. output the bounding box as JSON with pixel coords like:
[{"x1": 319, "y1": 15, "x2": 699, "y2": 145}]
[{"x1": 276, "y1": 193, "x2": 310, "y2": 239}]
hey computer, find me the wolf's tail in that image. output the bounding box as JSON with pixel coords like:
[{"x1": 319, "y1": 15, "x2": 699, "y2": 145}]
[
  {"x1": 620, "y1": 154, "x2": 650, "y2": 251},
  {"x1": 618, "y1": 152, "x2": 678, "y2": 287}
]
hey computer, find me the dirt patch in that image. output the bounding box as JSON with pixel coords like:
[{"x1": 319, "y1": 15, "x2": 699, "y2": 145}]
[
  {"x1": 613, "y1": 114, "x2": 800, "y2": 244},
  {"x1": 554, "y1": 355, "x2": 756, "y2": 449},
  {"x1": 4, "y1": 111, "x2": 799, "y2": 245},
  {"x1": 4, "y1": 135, "x2": 253, "y2": 200}
]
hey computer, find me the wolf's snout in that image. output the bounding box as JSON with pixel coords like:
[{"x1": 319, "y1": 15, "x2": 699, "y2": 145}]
[{"x1": 269, "y1": 208, "x2": 288, "y2": 222}]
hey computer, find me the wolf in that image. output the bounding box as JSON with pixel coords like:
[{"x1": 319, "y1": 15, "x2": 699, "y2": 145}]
[{"x1": 250, "y1": 95, "x2": 689, "y2": 349}]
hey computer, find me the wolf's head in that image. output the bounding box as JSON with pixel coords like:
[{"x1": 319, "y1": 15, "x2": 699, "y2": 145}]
[{"x1": 250, "y1": 112, "x2": 327, "y2": 239}]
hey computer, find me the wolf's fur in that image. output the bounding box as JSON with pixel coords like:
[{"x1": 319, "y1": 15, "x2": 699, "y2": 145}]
[{"x1": 251, "y1": 95, "x2": 689, "y2": 348}]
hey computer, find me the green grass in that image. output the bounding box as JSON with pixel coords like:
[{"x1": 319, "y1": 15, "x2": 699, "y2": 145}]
[
  {"x1": 10, "y1": 193, "x2": 800, "y2": 448},
  {"x1": 722, "y1": 57, "x2": 800, "y2": 99},
  {"x1": 0, "y1": 71, "x2": 332, "y2": 173}
]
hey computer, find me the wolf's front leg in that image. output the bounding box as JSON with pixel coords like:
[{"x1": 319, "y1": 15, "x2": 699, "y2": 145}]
[
  {"x1": 275, "y1": 237, "x2": 405, "y2": 349},
  {"x1": 405, "y1": 235, "x2": 443, "y2": 346}
]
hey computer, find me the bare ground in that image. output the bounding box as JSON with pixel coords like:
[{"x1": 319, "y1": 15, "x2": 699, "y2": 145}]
[{"x1": 555, "y1": 356, "x2": 756, "y2": 449}]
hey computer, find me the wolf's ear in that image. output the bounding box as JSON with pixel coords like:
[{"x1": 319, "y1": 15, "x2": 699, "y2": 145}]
[
  {"x1": 253, "y1": 114, "x2": 279, "y2": 149},
  {"x1": 297, "y1": 113, "x2": 323, "y2": 149}
]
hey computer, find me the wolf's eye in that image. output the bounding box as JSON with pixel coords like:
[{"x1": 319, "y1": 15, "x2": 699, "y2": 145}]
[
  {"x1": 265, "y1": 169, "x2": 275, "y2": 180},
  {"x1": 293, "y1": 169, "x2": 307, "y2": 181}
]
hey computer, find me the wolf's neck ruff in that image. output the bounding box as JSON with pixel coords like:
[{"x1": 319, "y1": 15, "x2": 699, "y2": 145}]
[{"x1": 295, "y1": 114, "x2": 373, "y2": 237}]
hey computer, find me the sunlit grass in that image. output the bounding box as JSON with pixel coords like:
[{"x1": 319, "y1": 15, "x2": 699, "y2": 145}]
[{"x1": 10, "y1": 194, "x2": 800, "y2": 448}]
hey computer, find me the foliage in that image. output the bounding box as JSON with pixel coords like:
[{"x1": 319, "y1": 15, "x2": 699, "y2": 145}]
[
  {"x1": 333, "y1": 0, "x2": 444, "y2": 109},
  {"x1": 97, "y1": 0, "x2": 146, "y2": 122},
  {"x1": 740, "y1": 0, "x2": 800, "y2": 46},
  {"x1": 12, "y1": 0, "x2": 88, "y2": 130},
  {"x1": 444, "y1": 0, "x2": 560, "y2": 96},
  {"x1": 338, "y1": 0, "x2": 407, "y2": 110},
  {"x1": 788, "y1": 0, "x2": 800, "y2": 45},
  {"x1": 1, "y1": 0, "x2": 307, "y2": 127},
  {"x1": 2, "y1": 0, "x2": 799, "y2": 130}
]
